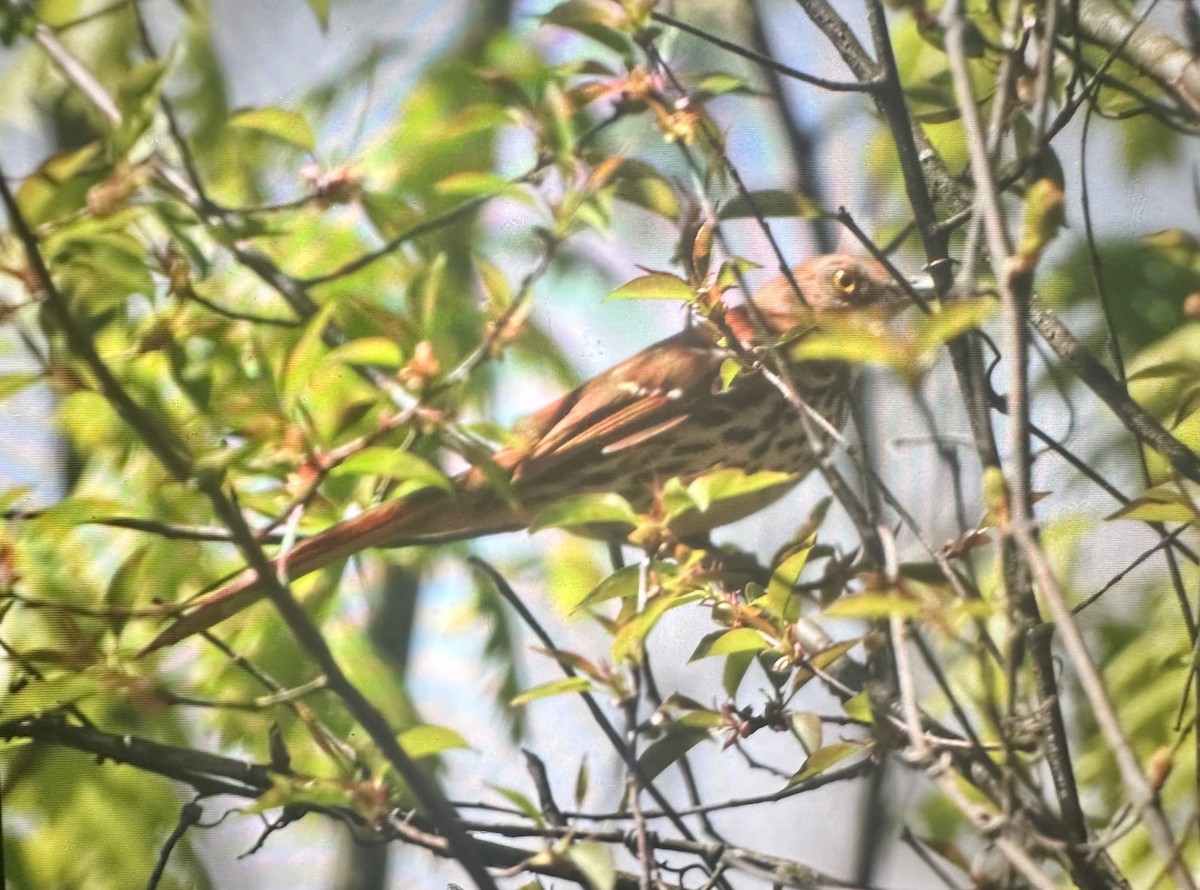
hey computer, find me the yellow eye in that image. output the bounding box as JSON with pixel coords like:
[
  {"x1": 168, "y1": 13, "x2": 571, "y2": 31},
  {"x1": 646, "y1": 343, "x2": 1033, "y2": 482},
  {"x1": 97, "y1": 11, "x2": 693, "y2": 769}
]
[{"x1": 832, "y1": 267, "x2": 858, "y2": 295}]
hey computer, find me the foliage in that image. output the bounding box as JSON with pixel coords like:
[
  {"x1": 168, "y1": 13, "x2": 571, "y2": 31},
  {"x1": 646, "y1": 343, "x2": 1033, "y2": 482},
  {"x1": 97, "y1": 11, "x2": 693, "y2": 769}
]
[{"x1": 1, "y1": 1, "x2": 1199, "y2": 889}]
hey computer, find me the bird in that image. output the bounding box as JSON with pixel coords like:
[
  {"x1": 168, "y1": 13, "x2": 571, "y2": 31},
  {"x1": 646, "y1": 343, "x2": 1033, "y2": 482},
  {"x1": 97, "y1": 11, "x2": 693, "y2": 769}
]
[{"x1": 142, "y1": 253, "x2": 913, "y2": 653}]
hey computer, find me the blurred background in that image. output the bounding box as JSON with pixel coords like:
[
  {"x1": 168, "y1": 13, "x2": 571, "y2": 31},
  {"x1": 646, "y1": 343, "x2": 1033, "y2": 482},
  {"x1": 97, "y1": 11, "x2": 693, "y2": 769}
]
[{"x1": 3, "y1": 1, "x2": 1200, "y2": 888}]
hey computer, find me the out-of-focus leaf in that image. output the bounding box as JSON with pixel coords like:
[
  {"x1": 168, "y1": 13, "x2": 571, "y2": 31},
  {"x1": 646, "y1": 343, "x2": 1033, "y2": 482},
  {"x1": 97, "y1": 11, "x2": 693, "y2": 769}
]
[
  {"x1": 398, "y1": 724, "x2": 470, "y2": 759},
  {"x1": 693, "y1": 72, "x2": 750, "y2": 96},
  {"x1": 325, "y1": 337, "x2": 404, "y2": 369},
  {"x1": 606, "y1": 272, "x2": 694, "y2": 301},
  {"x1": 718, "y1": 189, "x2": 823, "y2": 219},
  {"x1": 760, "y1": 539, "x2": 814, "y2": 622},
  {"x1": 574, "y1": 758, "x2": 589, "y2": 807},
  {"x1": 1018, "y1": 177, "x2": 1066, "y2": 260},
  {"x1": 530, "y1": 492, "x2": 639, "y2": 533},
  {"x1": 0, "y1": 372, "x2": 40, "y2": 400},
  {"x1": 1040, "y1": 239, "x2": 1200, "y2": 352},
  {"x1": 115, "y1": 59, "x2": 170, "y2": 152},
  {"x1": 567, "y1": 842, "x2": 616, "y2": 890},
  {"x1": 531, "y1": 646, "x2": 610, "y2": 683},
  {"x1": 574, "y1": 562, "x2": 658, "y2": 611},
  {"x1": 15, "y1": 143, "x2": 103, "y2": 224},
  {"x1": 542, "y1": 0, "x2": 632, "y2": 56},
  {"x1": 912, "y1": 299, "x2": 998, "y2": 354},
  {"x1": 51, "y1": 230, "x2": 155, "y2": 311},
  {"x1": 723, "y1": 649, "x2": 756, "y2": 697},
  {"x1": 684, "y1": 468, "x2": 794, "y2": 514},
  {"x1": 612, "y1": 589, "x2": 701, "y2": 664},
  {"x1": 0, "y1": 673, "x2": 101, "y2": 721},
  {"x1": 329, "y1": 447, "x2": 451, "y2": 491},
  {"x1": 253, "y1": 775, "x2": 358, "y2": 813},
  {"x1": 824, "y1": 592, "x2": 923, "y2": 620},
  {"x1": 611, "y1": 159, "x2": 680, "y2": 219},
  {"x1": 228, "y1": 107, "x2": 315, "y2": 151},
  {"x1": 637, "y1": 725, "x2": 710, "y2": 782},
  {"x1": 489, "y1": 785, "x2": 543, "y2": 822},
  {"x1": 282, "y1": 301, "x2": 337, "y2": 410},
  {"x1": 718, "y1": 358, "x2": 743, "y2": 392},
  {"x1": 786, "y1": 741, "x2": 863, "y2": 786},
  {"x1": 1106, "y1": 483, "x2": 1199, "y2": 523},
  {"x1": 305, "y1": 0, "x2": 329, "y2": 29},
  {"x1": 510, "y1": 676, "x2": 593, "y2": 706},
  {"x1": 435, "y1": 171, "x2": 534, "y2": 204},
  {"x1": 715, "y1": 256, "x2": 760, "y2": 292},
  {"x1": 689, "y1": 627, "x2": 768, "y2": 661},
  {"x1": 843, "y1": 690, "x2": 873, "y2": 724}
]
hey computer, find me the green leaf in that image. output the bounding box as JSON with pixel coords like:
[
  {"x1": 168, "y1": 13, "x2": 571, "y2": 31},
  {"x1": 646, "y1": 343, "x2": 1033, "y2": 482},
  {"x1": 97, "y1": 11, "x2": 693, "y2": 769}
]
[
  {"x1": 843, "y1": 690, "x2": 873, "y2": 724},
  {"x1": 253, "y1": 775, "x2": 357, "y2": 813},
  {"x1": 718, "y1": 190, "x2": 823, "y2": 220},
  {"x1": 808, "y1": 639, "x2": 861, "y2": 671},
  {"x1": 16, "y1": 143, "x2": 103, "y2": 225},
  {"x1": 606, "y1": 272, "x2": 695, "y2": 302},
  {"x1": 114, "y1": 59, "x2": 170, "y2": 152},
  {"x1": 574, "y1": 563, "x2": 660, "y2": 611},
  {"x1": 0, "y1": 486, "x2": 33, "y2": 513},
  {"x1": 722, "y1": 649, "x2": 756, "y2": 698},
  {"x1": 305, "y1": 0, "x2": 329, "y2": 29},
  {"x1": 611, "y1": 159, "x2": 680, "y2": 220},
  {"x1": 435, "y1": 172, "x2": 534, "y2": 204},
  {"x1": 694, "y1": 72, "x2": 749, "y2": 96},
  {"x1": 786, "y1": 741, "x2": 863, "y2": 786},
  {"x1": 1126, "y1": 359, "x2": 1200, "y2": 384},
  {"x1": 0, "y1": 372, "x2": 40, "y2": 400},
  {"x1": 689, "y1": 628, "x2": 768, "y2": 661},
  {"x1": 398, "y1": 724, "x2": 470, "y2": 759},
  {"x1": 761, "y1": 540, "x2": 814, "y2": 621},
  {"x1": 106, "y1": 545, "x2": 152, "y2": 614},
  {"x1": 542, "y1": 0, "x2": 632, "y2": 56},
  {"x1": 329, "y1": 447, "x2": 451, "y2": 491},
  {"x1": 530, "y1": 492, "x2": 638, "y2": 533},
  {"x1": 913, "y1": 298, "x2": 998, "y2": 355},
  {"x1": 574, "y1": 758, "x2": 590, "y2": 807},
  {"x1": 1106, "y1": 483, "x2": 1200, "y2": 523},
  {"x1": 824, "y1": 592, "x2": 923, "y2": 620},
  {"x1": 702, "y1": 468, "x2": 793, "y2": 512},
  {"x1": 51, "y1": 231, "x2": 155, "y2": 311},
  {"x1": 613, "y1": 590, "x2": 700, "y2": 664},
  {"x1": 0, "y1": 673, "x2": 100, "y2": 721},
  {"x1": 325, "y1": 337, "x2": 404, "y2": 369},
  {"x1": 228, "y1": 107, "x2": 316, "y2": 151},
  {"x1": 566, "y1": 842, "x2": 616, "y2": 890},
  {"x1": 715, "y1": 256, "x2": 761, "y2": 292},
  {"x1": 24, "y1": 496, "x2": 124, "y2": 533},
  {"x1": 510, "y1": 676, "x2": 593, "y2": 706},
  {"x1": 637, "y1": 726, "x2": 710, "y2": 782},
  {"x1": 1018, "y1": 177, "x2": 1065, "y2": 259},
  {"x1": 717, "y1": 358, "x2": 743, "y2": 392},
  {"x1": 488, "y1": 785, "x2": 543, "y2": 822},
  {"x1": 790, "y1": 712, "x2": 823, "y2": 755},
  {"x1": 282, "y1": 301, "x2": 337, "y2": 410},
  {"x1": 790, "y1": 319, "x2": 906, "y2": 373}
]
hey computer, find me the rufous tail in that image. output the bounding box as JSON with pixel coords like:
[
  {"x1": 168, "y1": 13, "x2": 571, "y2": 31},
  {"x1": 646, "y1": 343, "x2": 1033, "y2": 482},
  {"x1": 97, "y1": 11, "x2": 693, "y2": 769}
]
[{"x1": 140, "y1": 484, "x2": 528, "y2": 654}]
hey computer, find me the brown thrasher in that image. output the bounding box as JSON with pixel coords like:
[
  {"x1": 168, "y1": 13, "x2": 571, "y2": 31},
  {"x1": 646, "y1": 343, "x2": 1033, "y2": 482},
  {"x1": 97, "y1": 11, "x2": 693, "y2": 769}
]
[{"x1": 144, "y1": 254, "x2": 912, "y2": 652}]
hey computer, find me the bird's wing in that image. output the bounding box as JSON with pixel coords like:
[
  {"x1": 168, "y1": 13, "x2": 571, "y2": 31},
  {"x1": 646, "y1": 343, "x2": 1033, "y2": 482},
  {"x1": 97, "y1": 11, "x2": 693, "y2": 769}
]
[
  {"x1": 140, "y1": 328, "x2": 736, "y2": 654},
  {"x1": 503, "y1": 326, "x2": 732, "y2": 482}
]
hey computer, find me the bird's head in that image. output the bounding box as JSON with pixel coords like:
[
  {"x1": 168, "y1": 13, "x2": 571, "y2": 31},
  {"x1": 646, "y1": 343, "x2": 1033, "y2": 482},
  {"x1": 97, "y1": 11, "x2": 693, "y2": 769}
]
[{"x1": 748, "y1": 253, "x2": 915, "y2": 336}]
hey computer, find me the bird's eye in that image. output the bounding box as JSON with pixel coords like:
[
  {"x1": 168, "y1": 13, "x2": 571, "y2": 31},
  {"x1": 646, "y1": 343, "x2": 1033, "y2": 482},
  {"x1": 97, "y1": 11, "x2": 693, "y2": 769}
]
[{"x1": 832, "y1": 267, "x2": 859, "y2": 295}]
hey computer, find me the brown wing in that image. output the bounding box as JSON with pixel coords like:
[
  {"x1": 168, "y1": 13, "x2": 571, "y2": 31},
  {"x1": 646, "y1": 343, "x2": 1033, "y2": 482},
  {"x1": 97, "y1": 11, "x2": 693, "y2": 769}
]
[{"x1": 501, "y1": 326, "x2": 730, "y2": 484}]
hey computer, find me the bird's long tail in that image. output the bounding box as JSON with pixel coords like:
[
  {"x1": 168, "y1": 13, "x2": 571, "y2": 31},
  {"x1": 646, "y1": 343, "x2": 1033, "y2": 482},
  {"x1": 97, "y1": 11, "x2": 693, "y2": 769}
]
[{"x1": 140, "y1": 484, "x2": 527, "y2": 654}]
